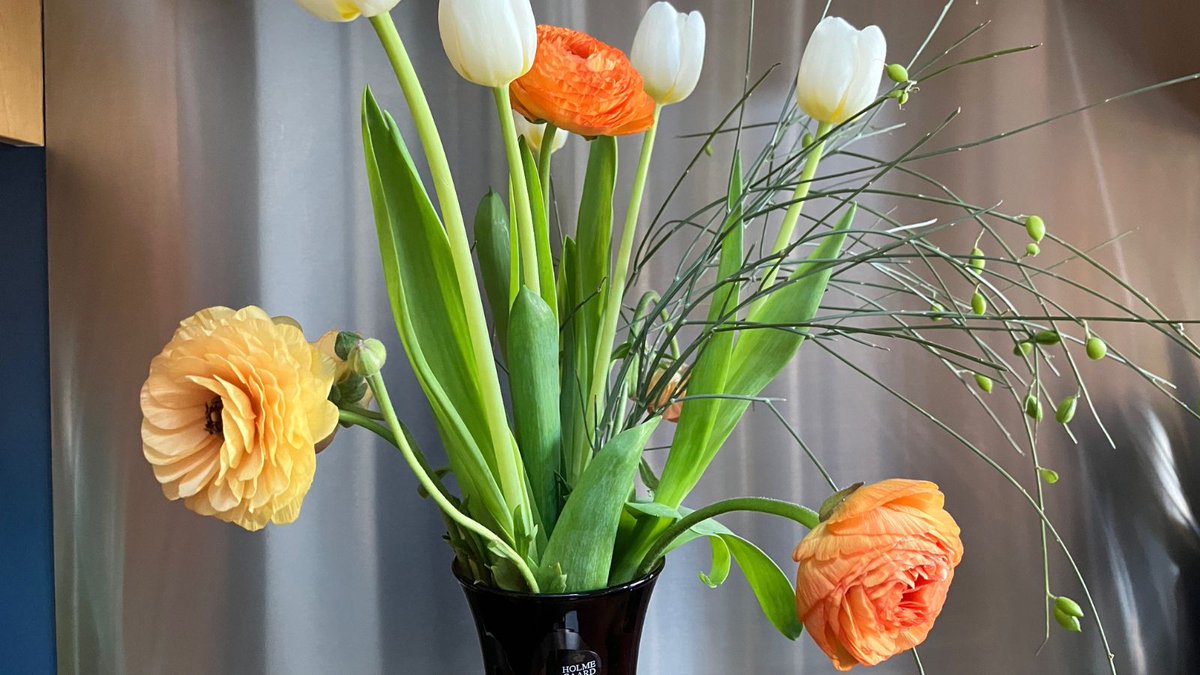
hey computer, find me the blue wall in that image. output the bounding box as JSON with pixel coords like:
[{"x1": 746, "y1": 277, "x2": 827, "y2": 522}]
[{"x1": 0, "y1": 145, "x2": 56, "y2": 672}]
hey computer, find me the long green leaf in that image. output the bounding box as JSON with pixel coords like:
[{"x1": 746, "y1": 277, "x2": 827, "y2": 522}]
[
  {"x1": 656, "y1": 205, "x2": 855, "y2": 507},
  {"x1": 474, "y1": 190, "x2": 512, "y2": 360},
  {"x1": 624, "y1": 501, "x2": 804, "y2": 639},
  {"x1": 561, "y1": 137, "x2": 618, "y2": 487},
  {"x1": 508, "y1": 289, "x2": 563, "y2": 533},
  {"x1": 519, "y1": 140, "x2": 558, "y2": 320},
  {"x1": 361, "y1": 89, "x2": 513, "y2": 537},
  {"x1": 539, "y1": 419, "x2": 660, "y2": 591}
]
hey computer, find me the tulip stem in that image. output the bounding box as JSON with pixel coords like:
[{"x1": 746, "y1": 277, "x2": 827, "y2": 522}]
[
  {"x1": 537, "y1": 123, "x2": 558, "y2": 212},
  {"x1": 365, "y1": 372, "x2": 541, "y2": 593},
  {"x1": 587, "y1": 106, "x2": 662, "y2": 445},
  {"x1": 751, "y1": 121, "x2": 832, "y2": 314},
  {"x1": 634, "y1": 497, "x2": 819, "y2": 578},
  {"x1": 493, "y1": 87, "x2": 542, "y2": 295},
  {"x1": 370, "y1": 13, "x2": 532, "y2": 537}
]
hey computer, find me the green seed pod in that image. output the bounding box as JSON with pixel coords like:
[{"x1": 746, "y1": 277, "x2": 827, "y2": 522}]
[
  {"x1": 974, "y1": 373, "x2": 994, "y2": 393},
  {"x1": 897, "y1": 90, "x2": 910, "y2": 106},
  {"x1": 969, "y1": 246, "x2": 986, "y2": 273},
  {"x1": 887, "y1": 89, "x2": 904, "y2": 99},
  {"x1": 886, "y1": 63, "x2": 910, "y2": 83},
  {"x1": 971, "y1": 291, "x2": 987, "y2": 315},
  {"x1": 704, "y1": 143, "x2": 714, "y2": 157},
  {"x1": 1055, "y1": 396, "x2": 1078, "y2": 424},
  {"x1": 1025, "y1": 242, "x2": 1041, "y2": 257},
  {"x1": 1014, "y1": 341, "x2": 1034, "y2": 357},
  {"x1": 1055, "y1": 596, "x2": 1085, "y2": 619},
  {"x1": 1025, "y1": 395, "x2": 1044, "y2": 422},
  {"x1": 930, "y1": 302, "x2": 945, "y2": 321},
  {"x1": 1054, "y1": 606, "x2": 1083, "y2": 633},
  {"x1": 1034, "y1": 330, "x2": 1061, "y2": 345},
  {"x1": 1038, "y1": 467, "x2": 1060, "y2": 485},
  {"x1": 1086, "y1": 336, "x2": 1108, "y2": 361},
  {"x1": 1025, "y1": 215, "x2": 1046, "y2": 243}
]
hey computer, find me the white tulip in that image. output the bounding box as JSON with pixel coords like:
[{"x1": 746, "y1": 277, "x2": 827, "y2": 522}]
[
  {"x1": 796, "y1": 17, "x2": 887, "y2": 125},
  {"x1": 514, "y1": 116, "x2": 567, "y2": 155},
  {"x1": 630, "y1": 2, "x2": 706, "y2": 106},
  {"x1": 293, "y1": 0, "x2": 399, "y2": 22},
  {"x1": 439, "y1": 0, "x2": 538, "y2": 88}
]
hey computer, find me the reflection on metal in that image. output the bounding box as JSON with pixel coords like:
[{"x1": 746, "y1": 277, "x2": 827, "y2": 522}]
[{"x1": 47, "y1": 0, "x2": 1199, "y2": 672}]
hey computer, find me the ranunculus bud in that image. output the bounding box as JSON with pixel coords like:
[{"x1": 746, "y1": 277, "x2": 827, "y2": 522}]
[
  {"x1": 316, "y1": 331, "x2": 374, "y2": 408},
  {"x1": 796, "y1": 17, "x2": 887, "y2": 125},
  {"x1": 630, "y1": 2, "x2": 706, "y2": 106},
  {"x1": 293, "y1": 0, "x2": 399, "y2": 22},
  {"x1": 348, "y1": 338, "x2": 388, "y2": 377},
  {"x1": 793, "y1": 479, "x2": 963, "y2": 671},
  {"x1": 439, "y1": 0, "x2": 537, "y2": 87}
]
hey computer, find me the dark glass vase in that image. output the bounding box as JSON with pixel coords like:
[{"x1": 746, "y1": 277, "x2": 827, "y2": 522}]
[{"x1": 454, "y1": 563, "x2": 663, "y2": 675}]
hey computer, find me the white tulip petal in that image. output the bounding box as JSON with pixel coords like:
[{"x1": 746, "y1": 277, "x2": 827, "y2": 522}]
[
  {"x1": 796, "y1": 16, "x2": 887, "y2": 124},
  {"x1": 293, "y1": 0, "x2": 399, "y2": 22},
  {"x1": 439, "y1": 0, "x2": 537, "y2": 87},
  {"x1": 632, "y1": 1, "x2": 706, "y2": 105}
]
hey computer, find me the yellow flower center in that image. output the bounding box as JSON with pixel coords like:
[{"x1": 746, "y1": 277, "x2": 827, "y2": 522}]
[{"x1": 204, "y1": 397, "x2": 224, "y2": 437}]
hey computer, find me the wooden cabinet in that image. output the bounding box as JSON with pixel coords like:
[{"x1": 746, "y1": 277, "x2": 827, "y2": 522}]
[{"x1": 0, "y1": 0, "x2": 43, "y2": 146}]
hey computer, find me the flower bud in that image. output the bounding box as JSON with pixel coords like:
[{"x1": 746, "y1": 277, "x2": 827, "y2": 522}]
[
  {"x1": 971, "y1": 291, "x2": 987, "y2": 315},
  {"x1": 1053, "y1": 605, "x2": 1082, "y2": 633},
  {"x1": 1024, "y1": 395, "x2": 1044, "y2": 422},
  {"x1": 348, "y1": 338, "x2": 388, "y2": 377},
  {"x1": 439, "y1": 0, "x2": 537, "y2": 87},
  {"x1": 513, "y1": 116, "x2": 567, "y2": 155},
  {"x1": 796, "y1": 17, "x2": 887, "y2": 124},
  {"x1": 1086, "y1": 336, "x2": 1108, "y2": 361},
  {"x1": 630, "y1": 2, "x2": 707, "y2": 106},
  {"x1": 885, "y1": 63, "x2": 909, "y2": 83},
  {"x1": 294, "y1": 0, "x2": 399, "y2": 22},
  {"x1": 1038, "y1": 467, "x2": 1060, "y2": 485},
  {"x1": 897, "y1": 90, "x2": 910, "y2": 107},
  {"x1": 1055, "y1": 596, "x2": 1085, "y2": 619},
  {"x1": 974, "y1": 373, "x2": 993, "y2": 393},
  {"x1": 1034, "y1": 330, "x2": 1061, "y2": 345},
  {"x1": 1025, "y1": 215, "x2": 1046, "y2": 243},
  {"x1": 968, "y1": 246, "x2": 986, "y2": 274},
  {"x1": 1055, "y1": 396, "x2": 1078, "y2": 424},
  {"x1": 1014, "y1": 341, "x2": 1034, "y2": 357},
  {"x1": 1025, "y1": 242, "x2": 1041, "y2": 257}
]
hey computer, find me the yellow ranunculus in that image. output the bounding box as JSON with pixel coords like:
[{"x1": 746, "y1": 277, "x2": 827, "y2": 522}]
[{"x1": 140, "y1": 306, "x2": 339, "y2": 531}]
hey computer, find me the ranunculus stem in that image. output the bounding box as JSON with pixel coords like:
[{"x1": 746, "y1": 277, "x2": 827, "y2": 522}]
[
  {"x1": 365, "y1": 373, "x2": 541, "y2": 593},
  {"x1": 751, "y1": 121, "x2": 832, "y2": 314},
  {"x1": 536, "y1": 123, "x2": 558, "y2": 210},
  {"x1": 369, "y1": 13, "x2": 532, "y2": 535},
  {"x1": 493, "y1": 86, "x2": 541, "y2": 295},
  {"x1": 634, "y1": 497, "x2": 819, "y2": 578},
  {"x1": 587, "y1": 106, "x2": 662, "y2": 443}
]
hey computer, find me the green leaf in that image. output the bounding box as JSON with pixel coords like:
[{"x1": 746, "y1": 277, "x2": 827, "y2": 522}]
[
  {"x1": 539, "y1": 419, "x2": 660, "y2": 592},
  {"x1": 561, "y1": 138, "x2": 619, "y2": 487},
  {"x1": 361, "y1": 88, "x2": 512, "y2": 538},
  {"x1": 519, "y1": 139, "x2": 558, "y2": 320},
  {"x1": 474, "y1": 191, "x2": 512, "y2": 360},
  {"x1": 657, "y1": 205, "x2": 855, "y2": 506},
  {"x1": 699, "y1": 536, "x2": 731, "y2": 588},
  {"x1": 508, "y1": 289, "x2": 563, "y2": 533},
  {"x1": 622, "y1": 501, "x2": 804, "y2": 639}
]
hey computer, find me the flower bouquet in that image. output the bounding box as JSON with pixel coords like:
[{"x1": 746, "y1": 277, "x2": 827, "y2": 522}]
[{"x1": 138, "y1": 0, "x2": 1200, "y2": 671}]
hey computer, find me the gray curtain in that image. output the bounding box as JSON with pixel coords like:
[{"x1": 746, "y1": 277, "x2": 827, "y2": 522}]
[{"x1": 46, "y1": 0, "x2": 1200, "y2": 672}]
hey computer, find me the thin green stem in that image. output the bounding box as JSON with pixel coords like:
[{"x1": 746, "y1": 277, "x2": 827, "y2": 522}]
[
  {"x1": 494, "y1": 86, "x2": 540, "y2": 294},
  {"x1": 636, "y1": 497, "x2": 819, "y2": 577},
  {"x1": 338, "y1": 409, "x2": 393, "y2": 443},
  {"x1": 588, "y1": 106, "x2": 662, "y2": 445},
  {"x1": 370, "y1": 14, "x2": 530, "y2": 528},
  {"x1": 537, "y1": 123, "x2": 558, "y2": 212},
  {"x1": 366, "y1": 372, "x2": 540, "y2": 593}
]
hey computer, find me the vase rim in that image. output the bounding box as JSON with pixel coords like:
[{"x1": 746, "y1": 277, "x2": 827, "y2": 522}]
[{"x1": 452, "y1": 559, "x2": 665, "y2": 601}]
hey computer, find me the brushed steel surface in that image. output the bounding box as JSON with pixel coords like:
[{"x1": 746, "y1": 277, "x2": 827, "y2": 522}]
[{"x1": 46, "y1": 1, "x2": 1200, "y2": 673}]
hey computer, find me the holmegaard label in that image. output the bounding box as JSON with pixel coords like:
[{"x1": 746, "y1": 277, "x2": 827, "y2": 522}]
[{"x1": 551, "y1": 649, "x2": 601, "y2": 675}]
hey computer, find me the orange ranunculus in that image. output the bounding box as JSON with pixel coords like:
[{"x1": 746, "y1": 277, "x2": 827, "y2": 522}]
[
  {"x1": 510, "y1": 25, "x2": 657, "y2": 138},
  {"x1": 793, "y1": 479, "x2": 963, "y2": 671},
  {"x1": 140, "y1": 306, "x2": 339, "y2": 531}
]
